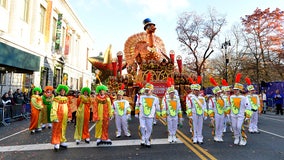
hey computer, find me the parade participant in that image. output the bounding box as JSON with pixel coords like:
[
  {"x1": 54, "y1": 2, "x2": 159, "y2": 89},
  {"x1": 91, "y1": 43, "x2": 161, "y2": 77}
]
[
  {"x1": 221, "y1": 79, "x2": 233, "y2": 133},
  {"x1": 161, "y1": 85, "x2": 183, "y2": 143},
  {"x1": 208, "y1": 78, "x2": 226, "y2": 142},
  {"x1": 93, "y1": 84, "x2": 113, "y2": 145},
  {"x1": 229, "y1": 73, "x2": 252, "y2": 146},
  {"x1": 41, "y1": 86, "x2": 54, "y2": 129},
  {"x1": 112, "y1": 84, "x2": 131, "y2": 138},
  {"x1": 245, "y1": 77, "x2": 261, "y2": 134},
  {"x1": 74, "y1": 87, "x2": 92, "y2": 145},
  {"x1": 135, "y1": 81, "x2": 160, "y2": 147},
  {"x1": 186, "y1": 76, "x2": 207, "y2": 144},
  {"x1": 29, "y1": 87, "x2": 43, "y2": 134},
  {"x1": 89, "y1": 91, "x2": 96, "y2": 122},
  {"x1": 50, "y1": 84, "x2": 70, "y2": 151},
  {"x1": 68, "y1": 91, "x2": 78, "y2": 124}
]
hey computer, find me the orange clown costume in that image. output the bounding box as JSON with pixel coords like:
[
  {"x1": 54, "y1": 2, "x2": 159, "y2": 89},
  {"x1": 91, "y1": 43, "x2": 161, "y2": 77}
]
[
  {"x1": 229, "y1": 73, "x2": 252, "y2": 146},
  {"x1": 74, "y1": 87, "x2": 92, "y2": 144},
  {"x1": 41, "y1": 86, "x2": 54, "y2": 129},
  {"x1": 50, "y1": 84, "x2": 70, "y2": 151},
  {"x1": 29, "y1": 87, "x2": 43, "y2": 134},
  {"x1": 93, "y1": 84, "x2": 113, "y2": 145}
]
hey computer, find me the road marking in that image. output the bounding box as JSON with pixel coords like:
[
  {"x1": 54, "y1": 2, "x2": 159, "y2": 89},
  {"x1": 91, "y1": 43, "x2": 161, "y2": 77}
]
[
  {"x1": 0, "y1": 138, "x2": 182, "y2": 152},
  {"x1": 261, "y1": 116, "x2": 284, "y2": 122},
  {"x1": 258, "y1": 129, "x2": 284, "y2": 139},
  {"x1": 0, "y1": 128, "x2": 28, "y2": 142}
]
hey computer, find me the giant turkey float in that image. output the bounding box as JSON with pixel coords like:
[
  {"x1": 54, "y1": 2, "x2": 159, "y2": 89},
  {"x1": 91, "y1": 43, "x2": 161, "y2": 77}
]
[{"x1": 89, "y1": 18, "x2": 190, "y2": 111}]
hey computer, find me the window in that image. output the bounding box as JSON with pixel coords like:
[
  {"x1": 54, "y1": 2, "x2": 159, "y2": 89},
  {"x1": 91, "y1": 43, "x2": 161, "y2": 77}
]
[
  {"x1": 52, "y1": 18, "x2": 57, "y2": 42},
  {"x1": 22, "y1": 0, "x2": 29, "y2": 22},
  {"x1": 39, "y1": 5, "x2": 46, "y2": 33},
  {"x1": 0, "y1": 0, "x2": 7, "y2": 8}
]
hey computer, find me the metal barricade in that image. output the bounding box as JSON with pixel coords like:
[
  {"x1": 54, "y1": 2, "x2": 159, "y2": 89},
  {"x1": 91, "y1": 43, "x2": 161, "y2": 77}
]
[
  {"x1": 23, "y1": 103, "x2": 31, "y2": 119},
  {"x1": 0, "y1": 105, "x2": 11, "y2": 126}
]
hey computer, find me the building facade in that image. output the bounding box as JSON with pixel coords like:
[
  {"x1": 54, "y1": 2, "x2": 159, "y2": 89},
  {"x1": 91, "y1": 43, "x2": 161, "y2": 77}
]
[{"x1": 0, "y1": 0, "x2": 94, "y2": 95}]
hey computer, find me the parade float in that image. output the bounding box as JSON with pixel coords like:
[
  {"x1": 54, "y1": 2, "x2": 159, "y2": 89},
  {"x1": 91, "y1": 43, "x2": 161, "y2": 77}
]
[{"x1": 89, "y1": 18, "x2": 190, "y2": 111}]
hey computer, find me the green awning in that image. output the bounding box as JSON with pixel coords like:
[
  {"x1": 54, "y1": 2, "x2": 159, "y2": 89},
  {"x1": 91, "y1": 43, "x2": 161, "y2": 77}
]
[{"x1": 0, "y1": 41, "x2": 40, "y2": 73}]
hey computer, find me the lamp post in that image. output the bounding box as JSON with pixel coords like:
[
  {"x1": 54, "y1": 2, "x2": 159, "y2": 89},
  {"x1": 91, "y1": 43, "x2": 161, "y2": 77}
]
[
  {"x1": 221, "y1": 39, "x2": 231, "y2": 81},
  {"x1": 176, "y1": 55, "x2": 182, "y2": 96}
]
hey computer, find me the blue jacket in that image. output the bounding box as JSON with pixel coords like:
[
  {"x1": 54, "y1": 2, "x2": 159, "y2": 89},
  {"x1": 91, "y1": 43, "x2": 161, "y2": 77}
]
[{"x1": 274, "y1": 94, "x2": 283, "y2": 105}]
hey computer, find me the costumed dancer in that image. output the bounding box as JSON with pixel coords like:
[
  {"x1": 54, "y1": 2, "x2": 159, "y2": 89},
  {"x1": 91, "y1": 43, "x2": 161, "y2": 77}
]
[
  {"x1": 245, "y1": 77, "x2": 261, "y2": 134},
  {"x1": 135, "y1": 73, "x2": 160, "y2": 147},
  {"x1": 41, "y1": 86, "x2": 54, "y2": 129},
  {"x1": 186, "y1": 76, "x2": 207, "y2": 144},
  {"x1": 74, "y1": 87, "x2": 92, "y2": 145},
  {"x1": 68, "y1": 91, "x2": 78, "y2": 124},
  {"x1": 50, "y1": 84, "x2": 70, "y2": 151},
  {"x1": 29, "y1": 87, "x2": 43, "y2": 134},
  {"x1": 208, "y1": 78, "x2": 226, "y2": 142},
  {"x1": 93, "y1": 84, "x2": 114, "y2": 145},
  {"x1": 113, "y1": 84, "x2": 132, "y2": 138},
  {"x1": 161, "y1": 82, "x2": 183, "y2": 143},
  {"x1": 229, "y1": 73, "x2": 252, "y2": 146},
  {"x1": 221, "y1": 79, "x2": 233, "y2": 133}
]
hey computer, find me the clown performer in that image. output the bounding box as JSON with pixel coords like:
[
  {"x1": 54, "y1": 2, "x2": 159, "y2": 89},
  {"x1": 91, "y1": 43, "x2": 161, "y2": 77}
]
[
  {"x1": 74, "y1": 87, "x2": 92, "y2": 145},
  {"x1": 68, "y1": 91, "x2": 78, "y2": 124},
  {"x1": 112, "y1": 84, "x2": 132, "y2": 138},
  {"x1": 208, "y1": 78, "x2": 226, "y2": 142},
  {"x1": 221, "y1": 79, "x2": 233, "y2": 133},
  {"x1": 93, "y1": 84, "x2": 114, "y2": 145},
  {"x1": 135, "y1": 82, "x2": 160, "y2": 147},
  {"x1": 29, "y1": 87, "x2": 43, "y2": 134},
  {"x1": 161, "y1": 85, "x2": 183, "y2": 143},
  {"x1": 41, "y1": 86, "x2": 54, "y2": 129},
  {"x1": 186, "y1": 76, "x2": 207, "y2": 144},
  {"x1": 229, "y1": 73, "x2": 252, "y2": 146},
  {"x1": 245, "y1": 77, "x2": 261, "y2": 134},
  {"x1": 50, "y1": 84, "x2": 70, "y2": 151}
]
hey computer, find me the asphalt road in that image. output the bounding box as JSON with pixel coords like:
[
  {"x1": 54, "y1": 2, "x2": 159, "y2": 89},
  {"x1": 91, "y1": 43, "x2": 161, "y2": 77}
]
[{"x1": 0, "y1": 112, "x2": 284, "y2": 160}]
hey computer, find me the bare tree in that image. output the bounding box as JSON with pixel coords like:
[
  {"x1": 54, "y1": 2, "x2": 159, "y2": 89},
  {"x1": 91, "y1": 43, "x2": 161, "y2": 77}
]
[{"x1": 176, "y1": 8, "x2": 226, "y2": 76}]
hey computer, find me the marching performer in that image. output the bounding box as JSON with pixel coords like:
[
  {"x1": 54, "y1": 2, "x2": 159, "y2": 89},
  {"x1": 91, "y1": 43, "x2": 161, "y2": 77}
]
[
  {"x1": 221, "y1": 79, "x2": 233, "y2": 133},
  {"x1": 208, "y1": 78, "x2": 226, "y2": 142},
  {"x1": 229, "y1": 73, "x2": 252, "y2": 146},
  {"x1": 74, "y1": 87, "x2": 92, "y2": 145},
  {"x1": 93, "y1": 84, "x2": 114, "y2": 145},
  {"x1": 245, "y1": 77, "x2": 261, "y2": 134},
  {"x1": 186, "y1": 76, "x2": 207, "y2": 144},
  {"x1": 50, "y1": 84, "x2": 70, "y2": 151},
  {"x1": 161, "y1": 85, "x2": 183, "y2": 143},
  {"x1": 41, "y1": 86, "x2": 54, "y2": 129},
  {"x1": 29, "y1": 87, "x2": 43, "y2": 134},
  {"x1": 112, "y1": 84, "x2": 132, "y2": 138}
]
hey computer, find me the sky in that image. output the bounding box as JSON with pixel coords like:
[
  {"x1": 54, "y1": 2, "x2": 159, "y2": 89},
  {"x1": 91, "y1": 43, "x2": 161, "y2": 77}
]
[{"x1": 66, "y1": 0, "x2": 284, "y2": 58}]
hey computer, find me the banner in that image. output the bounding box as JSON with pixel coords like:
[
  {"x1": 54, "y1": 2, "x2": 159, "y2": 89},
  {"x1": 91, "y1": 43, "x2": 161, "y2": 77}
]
[
  {"x1": 55, "y1": 13, "x2": 63, "y2": 50},
  {"x1": 152, "y1": 82, "x2": 168, "y2": 98},
  {"x1": 44, "y1": 0, "x2": 52, "y2": 43}
]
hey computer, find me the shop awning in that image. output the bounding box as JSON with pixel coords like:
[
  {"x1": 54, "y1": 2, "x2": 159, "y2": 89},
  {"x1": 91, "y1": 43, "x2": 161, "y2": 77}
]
[{"x1": 0, "y1": 41, "x2": 40, "y2": 73}]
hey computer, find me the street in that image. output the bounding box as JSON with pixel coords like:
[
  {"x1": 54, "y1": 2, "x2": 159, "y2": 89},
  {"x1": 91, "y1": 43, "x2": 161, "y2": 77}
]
[{"x1": 0, "y1": 112, "x2": 284, "y2": 160}]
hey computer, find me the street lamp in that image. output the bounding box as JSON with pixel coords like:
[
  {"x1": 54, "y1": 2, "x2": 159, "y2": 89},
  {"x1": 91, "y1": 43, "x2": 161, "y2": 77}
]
[{"x1": 221, "y1": 39, "x2": 231, "y2": 81}]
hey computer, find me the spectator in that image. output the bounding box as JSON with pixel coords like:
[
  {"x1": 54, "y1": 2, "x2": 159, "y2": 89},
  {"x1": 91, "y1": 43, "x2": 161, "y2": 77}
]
[
  {"x1": 274, "y1": 89, "x2": 283, "y2": 115},
  {"x1": 7, "y1": 90, "x2": 15, "y2": 105},
  {"x1": 13, "y1": 89, "x2": 24, "y2": 105},
  {"x1": 261, "y1": 90, "x2": 267, "y2": 114},
  {"x1": 2, "y1": 93, "x2": 12, "y2": 105}
]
